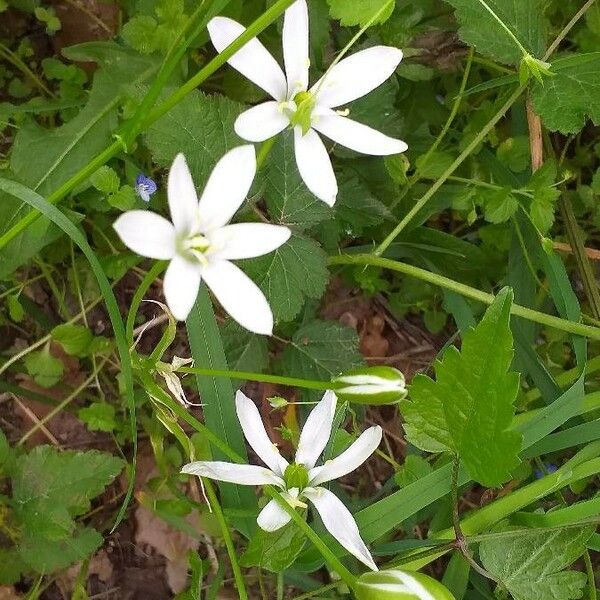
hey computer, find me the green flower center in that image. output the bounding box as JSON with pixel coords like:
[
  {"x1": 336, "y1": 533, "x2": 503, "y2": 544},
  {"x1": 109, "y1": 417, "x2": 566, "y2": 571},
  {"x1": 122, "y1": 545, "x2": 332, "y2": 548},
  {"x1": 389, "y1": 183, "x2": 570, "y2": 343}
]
[
  {"x1": 284, "y1": 463, "x2": 309, "y2": 490},
  {"x1": 180, "y1": 234, "x2": 211, "y2": 266},
  {"x1": 288, "y1": 91, "x2": 315, "y2": 136}
]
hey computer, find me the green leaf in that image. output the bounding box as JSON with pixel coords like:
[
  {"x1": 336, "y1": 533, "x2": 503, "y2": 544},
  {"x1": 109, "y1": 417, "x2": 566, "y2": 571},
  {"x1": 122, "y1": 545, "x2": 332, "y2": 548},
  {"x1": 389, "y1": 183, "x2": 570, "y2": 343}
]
[
  {"x1": 145, "y1": 91, "x2": 243, "y2": 186},
  {"x1": 240, "y1": 522, "x2": 306, "y2": 572},
  {"x1": 222, "y1": 321, "x2": 269, "y2": 377},
  {"x1": 480, "y1": 187, "x2": 519, "y2": 224},
  {"x1": 122, "y1": 15, "x2": 159, "y2": 54},
  {"x1": 90, "y1": 165, "x2": 120, "y2": 194},
  {"x1": 265, "y1": 132, "x2": 331, "y2": 231},
  {"x1": 326, "y1": 0, "x2": 395, "y2": 27},
  {"x1": 51, "y1": 323, "x2": 93, "y2": 356},
  {"x1": 278, "y1": 319, "x2": 364, "y2": 386},
  {"x1": 530, "y1": 187, "x2": 559, "y2": 233},
  {"x1": 109, "y1": 184, "x2": 137, "y2": 211},
  {"x1": 401, "y1": 288, "x2": 522, "y2": 486},
  {"x1": 244, "y1": 234, "x2": 329, "y2": 322},
  {"x1": 78, "y1": 402, "x2": 117, "y2": 432},
  {"x1": 13, "y1": 446, "x2": 123, "y2": 540},
  {"x1": 394, "y1": 454, "x2": 433, "y2": 488},
  {"x1": 480, "y1": 526, "x2": 593, "y2": 600},
  {"x1": 0, "y1": 549, "x2": 26, "y2": 585},
  {"x1": 531, "y1": 53, "x2": 600, "y2": 133},
  {"x1": 443, "y1": 0, "x2": 547, "y2": 65},
  {"x1": 7, "y1": 294, "x2": 25, "y2": 322},
  {"x1": 24, "y1": 345, "x2": 64, "y2": 388}
]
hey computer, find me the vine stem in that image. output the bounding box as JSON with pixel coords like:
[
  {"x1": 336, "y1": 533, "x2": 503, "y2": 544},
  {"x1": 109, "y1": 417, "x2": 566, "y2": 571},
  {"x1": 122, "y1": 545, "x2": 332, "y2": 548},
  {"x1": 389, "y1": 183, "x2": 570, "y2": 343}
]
[
  {"x1": 329, "y1": 253, "x2": 600, "y2": 341},
  {"x1": 544, "y1": 0, "x2": 598, "y2": 59},
  {"x1": 375, "y1": 84, "x2": 526, "y2": 255}
]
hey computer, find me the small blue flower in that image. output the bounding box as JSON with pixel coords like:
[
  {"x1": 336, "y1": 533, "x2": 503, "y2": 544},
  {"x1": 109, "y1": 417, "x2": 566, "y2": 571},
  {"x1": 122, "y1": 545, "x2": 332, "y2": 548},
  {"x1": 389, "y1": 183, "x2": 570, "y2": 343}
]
[
  {"x1": 535, "y1": 464, "x2": 558, "y2": 479},
  {"x1": 135, "y1": 174, "x2": 157, "y2": 203}
]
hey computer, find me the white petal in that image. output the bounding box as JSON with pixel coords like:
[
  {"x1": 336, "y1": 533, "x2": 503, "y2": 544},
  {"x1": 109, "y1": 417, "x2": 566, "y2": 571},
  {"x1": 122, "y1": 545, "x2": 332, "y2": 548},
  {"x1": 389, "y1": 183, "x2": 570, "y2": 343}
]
[
  {"x1": 257, "y1": 498, "x2": 292, "y2": 532},
  {"x1": 235, "y1": 390, "x2": 289, "y2": 477},
  {"x1": 283, "y1": 0, "x2": 309, "y2": 96},
  {"x1": 308, "y1": 426, "x2": 382, "y2": 486},
  {"x1": 294, "y1": 127, "x2": 337, "y2": 206},
  {"x1": 163, "y1": 255, "x2": 202, "y2": 321},
  {"x1": 208, "y1": 16, "x2": 287, "y2": 101},
  {"x1": 168, "y1": 154, "x2": 200, "y2": 235},
  {"x1": 113, "y1": 211, "x2": 176, "y2": 260},
  {"x1": 312, "y1": 46, "x2": 403, "y2": 109},
  {"x1": 313, "y1": 110, "x2": 408, "y2": 155},
  {"x1": 208, "y1": 223, "x2": 291, "y2": 260},
  {"x1": 295, "y1": 390, "x2": 337, "y2": 469},
  {"x1": 304, "y1": 487, "x2": 377, "y2": 571},
  {"x1": 235, "y1": 102, "x2": 290, "y2": 142},
  {"x1": 198, "y1": 145, "x2": 257, "y2": 231},
  {"x1": 202, "y1": 260, "x2": 273, "y2": 335},
  {"x1": 181, "y1": 461, "x2": 284, "y2": 486}
]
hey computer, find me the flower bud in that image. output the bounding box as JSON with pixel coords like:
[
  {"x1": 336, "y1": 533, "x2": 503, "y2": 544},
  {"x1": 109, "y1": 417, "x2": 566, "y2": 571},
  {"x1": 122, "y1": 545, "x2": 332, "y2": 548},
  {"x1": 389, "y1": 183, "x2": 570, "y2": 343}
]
[
  {"x1": 355, "y1": 570, "x2": 455, "y2": 600},
  {"x1": 332, "y1": 366, "x2": 407, "y2": 405}
]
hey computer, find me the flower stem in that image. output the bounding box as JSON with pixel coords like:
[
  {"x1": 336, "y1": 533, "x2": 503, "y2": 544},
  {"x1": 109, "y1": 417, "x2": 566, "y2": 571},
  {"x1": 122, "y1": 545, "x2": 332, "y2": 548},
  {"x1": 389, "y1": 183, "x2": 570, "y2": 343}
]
[
  {"x1": 178, "y1": 366, "x2": 332, "y2": 390},
  {"x1": 328, "y1": 253, "x2": 600, "y2": 341}
]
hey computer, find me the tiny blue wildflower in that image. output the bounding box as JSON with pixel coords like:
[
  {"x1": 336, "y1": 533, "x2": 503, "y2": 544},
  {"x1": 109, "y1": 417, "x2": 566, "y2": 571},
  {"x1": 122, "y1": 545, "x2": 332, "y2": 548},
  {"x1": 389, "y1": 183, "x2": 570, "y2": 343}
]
[
  {"x1": 535, "y1": 464, "x2": 558, "y2": 479},
  {"x1": 135, "y1": 174, "x2": 157, "y2": 203}
]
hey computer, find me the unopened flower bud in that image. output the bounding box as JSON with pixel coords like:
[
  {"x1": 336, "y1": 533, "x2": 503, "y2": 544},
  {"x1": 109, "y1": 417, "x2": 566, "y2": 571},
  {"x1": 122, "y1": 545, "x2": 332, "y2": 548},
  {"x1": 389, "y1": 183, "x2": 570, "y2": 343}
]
[
  {"x1": 332, "y1": 366, "x2": 407, "y2": 405},
  {"x1": 355, "y1": 570, "x2": 455, "y2": 600}
]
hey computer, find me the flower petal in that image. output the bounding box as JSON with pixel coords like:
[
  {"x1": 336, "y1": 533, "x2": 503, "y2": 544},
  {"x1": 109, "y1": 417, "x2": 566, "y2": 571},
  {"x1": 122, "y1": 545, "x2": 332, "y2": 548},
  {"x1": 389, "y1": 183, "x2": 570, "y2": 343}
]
[
  {"x1": 295, "y1": 390, "x2": 337, "y2": 469},
  {"x1": 283, "y1": 0, "x2": 309, "y2": 96},
  {"x1": 308, "y1": 426, "x2": 382, "y2": 486},
  {"x1": 198, "y1": 145, "x2": 257, "y2": 231},
  {"x1": 294, "y1": 127, "x2": 337, "y2": 206},
  {"x1": 202, "y1": 260, "x2": 273, "y2": 335},
  {"x1": 113, "y1": 211, "x2": 176, "y2": 259},
  {"x1": 313, "y1": 110, "x2": 408, "y2": 155},
  {"x1": 235, "y1": 102, "x2": 290, "y2": 142},
  {"x1": 208, "y1": 16, "x2": 287, "y2": 101},
  {"x1": 312, "y1": 46, "x2": 403, "y2": 109},
  {"x1": 163, "y1": 255, "x2": 202, "y2": 321},
  {"x1": 235, "y1": 390, "x2": 289, "y2": 476},
  {"x1": 304, "y1": 487, "x2": 377, "y2": 571},
  {"x1": 208, "y1": 223, "x2": 291, "y2": 260},
  {"x1": 181, "y1": 461, "x2": 284, "y2": 486},
  {"x1": 257, "y1": 498, "x2": 292, "y2": 532},
  {"x1": 168, "y1": 154, "x2": 200, "y2": 235}
]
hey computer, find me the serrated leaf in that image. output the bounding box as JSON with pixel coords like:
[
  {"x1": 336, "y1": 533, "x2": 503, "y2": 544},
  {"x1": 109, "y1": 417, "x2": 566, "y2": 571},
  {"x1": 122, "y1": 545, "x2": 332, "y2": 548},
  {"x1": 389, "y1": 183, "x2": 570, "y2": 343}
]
[
  {"x1": 122, "y1": 15, "x2": 159, "y2": 54},
  {"x1": 244, "y1": 234, "x2": 329, "y2": 322},
  {"x1": 480, "y1": 526, "x2": 593, "y2": 600},
  {"x1": 479, "y1": 187, "x2": 519, "y2": 224},
  {"x1": 401, "y1": 288, "x2": 522, "y2": 486},
  {"x1": 265, "y1": 132, "x2": 331, "y2": 230},
  {"x1": 240, "y1": 522, "x2": 306, "y2": 572},
  {"x1": 109, "y1": 184, "x2": 137, "y2": 210},
  {"x1": 78, "y1": 402, "x2": 117, "y2": 432},
  {"x1": 90, "y1": 165, "x2": 119, "y2": 194},
  {"x1": 24, "y1": 345, "x2": 64, "y2": 388},
  {"x1": 145, "y1": 91, "x2": 243, "y2": 186},
  {"x1": 531, "y1": 53, "x2": 600, "y2": 133},
  {"x1": 51, "y1": 323, "x2": 93, "y2": 356},
  {"x1": 279, "y1": 320, "x2": 364, "y2": 385},
  {"x1": 13, "y1": 446, "x2": 124, "y2": 540},
  {"x1": 222, "y1": 321, "x2": 269, "y2": 374},
  {"x1": 0, "y1": 548, "x2": 25, "y2": 585},
  {"x1": 327, "y1": 0, "x2": 395, "y2": 27},
  {"x1": 444, "y1": 0, "x2": 548, "y2": 65}
]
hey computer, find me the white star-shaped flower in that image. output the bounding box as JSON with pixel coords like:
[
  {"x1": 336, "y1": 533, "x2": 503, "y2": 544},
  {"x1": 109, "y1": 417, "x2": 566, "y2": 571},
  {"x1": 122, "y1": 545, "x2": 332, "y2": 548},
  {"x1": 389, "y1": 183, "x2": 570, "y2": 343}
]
[
  {"x1": 182, "y1": 390, "x2": 382, "y2": 570},
  {"x1": 208, "y1": 0, "x2": 408, "y2": 206},
  {"x1": 113, "y1": 146, "x2": 291, "y2": 334}
]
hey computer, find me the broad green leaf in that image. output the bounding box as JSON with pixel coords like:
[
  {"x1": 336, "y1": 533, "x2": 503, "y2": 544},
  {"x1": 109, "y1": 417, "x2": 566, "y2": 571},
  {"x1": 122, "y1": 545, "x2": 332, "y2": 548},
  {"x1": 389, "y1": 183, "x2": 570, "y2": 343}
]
[
  {"x1": 51, "y1": 323, "x2": 93, "y2": 356},
  {"x1": 479, "y1": 187, "x2": 519, "y2": 224},
  {"x1": 13, "y1": 446, "x2": 123, "y2": 540},
  {"x1": 24, "y1": 345, "x2": 64, "y2": 388},
  {"x1": 480, "y1": 526, "x2": 593, "y2": 600},
  {"x1": 78, "y1": 402, "x2": 117, "y2": 432},
  {"x1": 443, "y1": 0, "x2": 548, "y2": 65},
  {"x1": 222, "y1": 321, "x2": 269, "y2": 377},
  {"x1": 265, "y1": 132, "x2": 331, "y2": 231},
  {"x1": 1, "y1": 43, "x2": 158, "y2": 276},
  {"x1": 90, "y1": 165, "x2": 120, "y2": 194},
  {"x1": 326, "y1": 0, "x2": 395, "y2": 27},
  {"x1": 402, "y1": 288, "x2": 522, "y2": 486},
  {"x1": 394, "y1": 455, "x2": 433, "y2": 488},
  {"x1": 145, "y1": 91, "x2": 243, "y2": 185},
  {"x1": 531, "y1": 53, "x2": 600, "y2": 133},
  {"x1": 240, "y1": 522, "x2": 306, "y2": 572},
  {"x1": 278, "y1": 319, "x2": 364, "y2": 386},
  {"x1": 0, "y1": 549, "x2": 26, "y2": 585},
  {"x1": 244, "y1": 234, "x2": 329, "y2": 322}
]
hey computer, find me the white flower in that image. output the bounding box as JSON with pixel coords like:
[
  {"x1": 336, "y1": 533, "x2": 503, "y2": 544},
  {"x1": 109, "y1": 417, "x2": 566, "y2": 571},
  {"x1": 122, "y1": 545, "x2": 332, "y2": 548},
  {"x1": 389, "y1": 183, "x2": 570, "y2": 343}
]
[
  {"x1": 208, "y1": 0, "x2": 408, "y2": 206},
  {"x1": 113, "y1": 146, "x2": 291, "y2": 334},
  {"x1": 182, "y1": 390, "x2": 382, "y2": 570}
]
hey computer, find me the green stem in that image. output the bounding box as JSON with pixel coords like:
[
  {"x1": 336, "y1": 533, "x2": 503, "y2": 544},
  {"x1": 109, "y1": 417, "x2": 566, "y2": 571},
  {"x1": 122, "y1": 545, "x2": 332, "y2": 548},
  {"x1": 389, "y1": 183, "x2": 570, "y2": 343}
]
[
  {"x1": 0, "y1": 0, "x2": 297, "y2": 250},
  {"x1": 375, "y1": 85, "x2": 526, "y2": 254},
  {"x1": 475, "y1": 0, "x2": 530, "y2": 57},
  {"x1": 263, "y1": 486, "x2": 358, "y2": 589},
  {"x1": 204, "y1": 479, "x2": 249, "y2": 600},
  {"x1": 0, "y1": 43, "x2": 56, "y2": 98},
  {"x1": 178, "y1": 366, "x2": 332, "y2": 390},
  {"x1": 329, "y1": 254, "x2": 600, "y2": 341}
]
